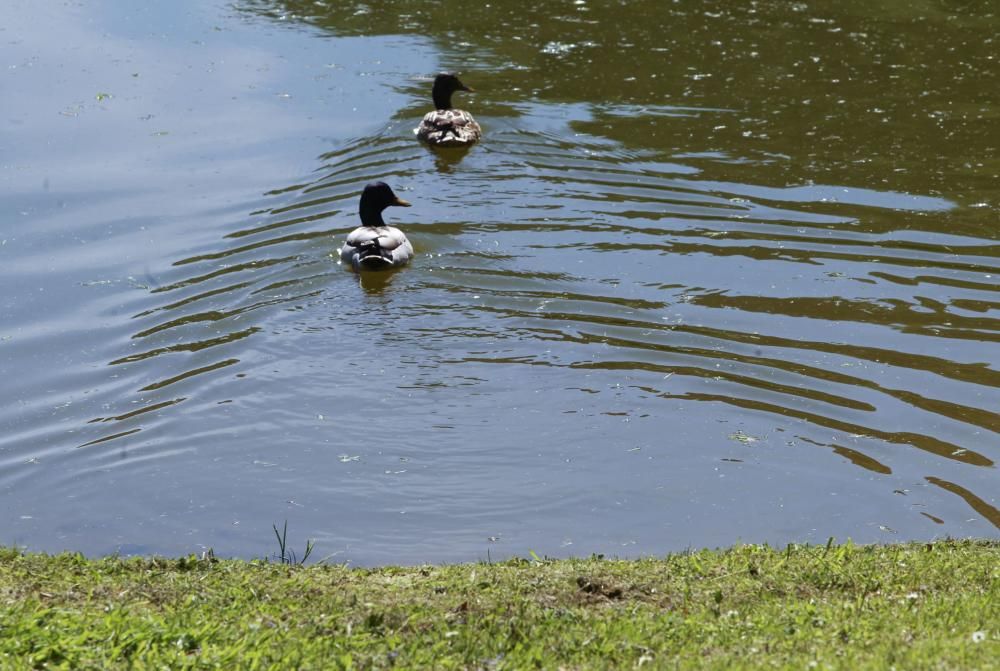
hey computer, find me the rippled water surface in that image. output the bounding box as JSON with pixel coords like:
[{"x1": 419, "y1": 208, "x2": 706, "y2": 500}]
[{"x1": 2, "y1": 0, "x2": 998, "y2": 564}]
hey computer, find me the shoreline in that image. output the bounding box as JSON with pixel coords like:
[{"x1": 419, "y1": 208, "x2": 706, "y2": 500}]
[{"x1": 2, "y1": 539, "x2": 996, "y2": 667}]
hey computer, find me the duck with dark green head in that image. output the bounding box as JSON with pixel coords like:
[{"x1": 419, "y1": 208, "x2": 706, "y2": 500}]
[
  {"x1": 339, "y1": 182, "x2": 414, "y2": 272},
  {"x1": 415, "y1": 72, "x2": 482, "y2": 148}
]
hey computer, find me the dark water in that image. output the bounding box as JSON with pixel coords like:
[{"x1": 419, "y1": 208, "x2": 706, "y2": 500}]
[{"x1": 2, "y1": 0, "x2": 997, "y2": 564}]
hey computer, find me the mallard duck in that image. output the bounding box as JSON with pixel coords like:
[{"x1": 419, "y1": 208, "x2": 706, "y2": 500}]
[
  {"x1": 339, "y1": 182, "x2": 414, "y2": 272},
  {"x1": 415, "y1": 72, "x2": 482, "y2": 148}
]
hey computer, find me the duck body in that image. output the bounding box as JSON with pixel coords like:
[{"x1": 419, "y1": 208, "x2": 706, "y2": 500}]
[
  {"x1": 339, "y1": 182, "x2": 414, "y2": 272},
  {"x1": 415, "y1": 73, "x2": 482, "y2": 148},
  {"x1": 417, "y1": 108, "x2": 482, "y2": 148},
  {"x1": 340, "y1": 225, "x2": 413, "y2": 271}
]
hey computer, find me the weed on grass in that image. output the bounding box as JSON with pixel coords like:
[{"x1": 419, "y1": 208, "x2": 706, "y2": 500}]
[{"x1": 271, "y1": 520, "x2": 314, "y2": 565}]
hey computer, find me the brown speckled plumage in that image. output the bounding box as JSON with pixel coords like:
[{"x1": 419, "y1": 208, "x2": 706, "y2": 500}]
[
  {"x1": 417, "y1": 108, "x2": 482, "y2": 147},
  {"x1": 415, "y1": 73, "x2": 482, "y2": 148}
]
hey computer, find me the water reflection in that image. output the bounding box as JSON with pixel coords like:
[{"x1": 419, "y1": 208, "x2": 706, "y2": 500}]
[
  {"x1": 0, "y1": 0, "x2": 996, "y2": 563},
  {"x1": 32, "y1": 87, "x2": 1000, "y2": 547},
  {"x1": 243, "y1": 0, "x2": 1000, "y2": 205},
  {"x1": 356, "y1": 267, "x2": 406, "y2": 294},
  {"x1": 90, "y1": 91, "x2": 994, "y2": 492},
  {"x1": 425, "y1": 146, "x2": 473, "y2": 174}
]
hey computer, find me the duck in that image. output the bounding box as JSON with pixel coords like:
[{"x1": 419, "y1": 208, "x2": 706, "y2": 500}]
[
  {"x1": 415, "y1": 72, "x2": 482, "y2": 148},
  {"x1": 339, "y1": 182, "x2": 414, "y2": 272}
]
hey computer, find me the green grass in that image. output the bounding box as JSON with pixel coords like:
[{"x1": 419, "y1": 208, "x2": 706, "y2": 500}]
[{"x1": 0, "y1": 540, "x2": 996, "y2": 669}]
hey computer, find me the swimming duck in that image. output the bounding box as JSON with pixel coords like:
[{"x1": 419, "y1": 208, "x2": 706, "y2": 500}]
[
  {"x1": 339, "y1": 182, "x2": 414, "y2": 272},
  {"x1": 415, "y1": 72, "x2": 482, "y2": 148}
]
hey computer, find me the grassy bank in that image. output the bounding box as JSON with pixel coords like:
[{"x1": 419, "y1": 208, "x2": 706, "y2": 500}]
[{"x1": 0, "y1": 540, "x2": 996, "y2": 669}]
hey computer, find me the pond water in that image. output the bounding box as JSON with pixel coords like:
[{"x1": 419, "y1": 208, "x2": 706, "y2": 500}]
[{"x1": 2, "y1": 0, "x2": 997, "y2": 565}]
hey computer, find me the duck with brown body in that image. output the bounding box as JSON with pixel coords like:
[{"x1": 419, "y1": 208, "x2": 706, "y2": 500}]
[
  {"x1": 415, "y1": 72, "x2": 482, "y2": 148},
  {"x1": 339, "y1": 182, "x2": 414, "y2": 272}
]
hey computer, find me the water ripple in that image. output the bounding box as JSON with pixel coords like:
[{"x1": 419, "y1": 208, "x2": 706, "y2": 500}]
[{"x1": 6, "y1": 96, "x2": 997, "y2": 558}]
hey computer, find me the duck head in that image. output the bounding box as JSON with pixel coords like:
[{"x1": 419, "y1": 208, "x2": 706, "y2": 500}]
[
  {"x1": 359, "y1": 181, "x2": 411, "y2": 227},
  {"x1": 431, "y1": 72, "x2": 474, "y2": 111}
]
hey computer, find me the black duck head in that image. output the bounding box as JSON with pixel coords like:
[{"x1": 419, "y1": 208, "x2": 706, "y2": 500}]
[
  {"x1": 359, "y1": 181, "x2": 411, "y2": 227},
  {"x1": 431, "y1": 72, "x2": 474, "y2": 110}
]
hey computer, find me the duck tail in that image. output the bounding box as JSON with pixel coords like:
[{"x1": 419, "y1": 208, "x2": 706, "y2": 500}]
[{"x1": 355, "y1": 238, "x2": 394, "y2": 269}]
